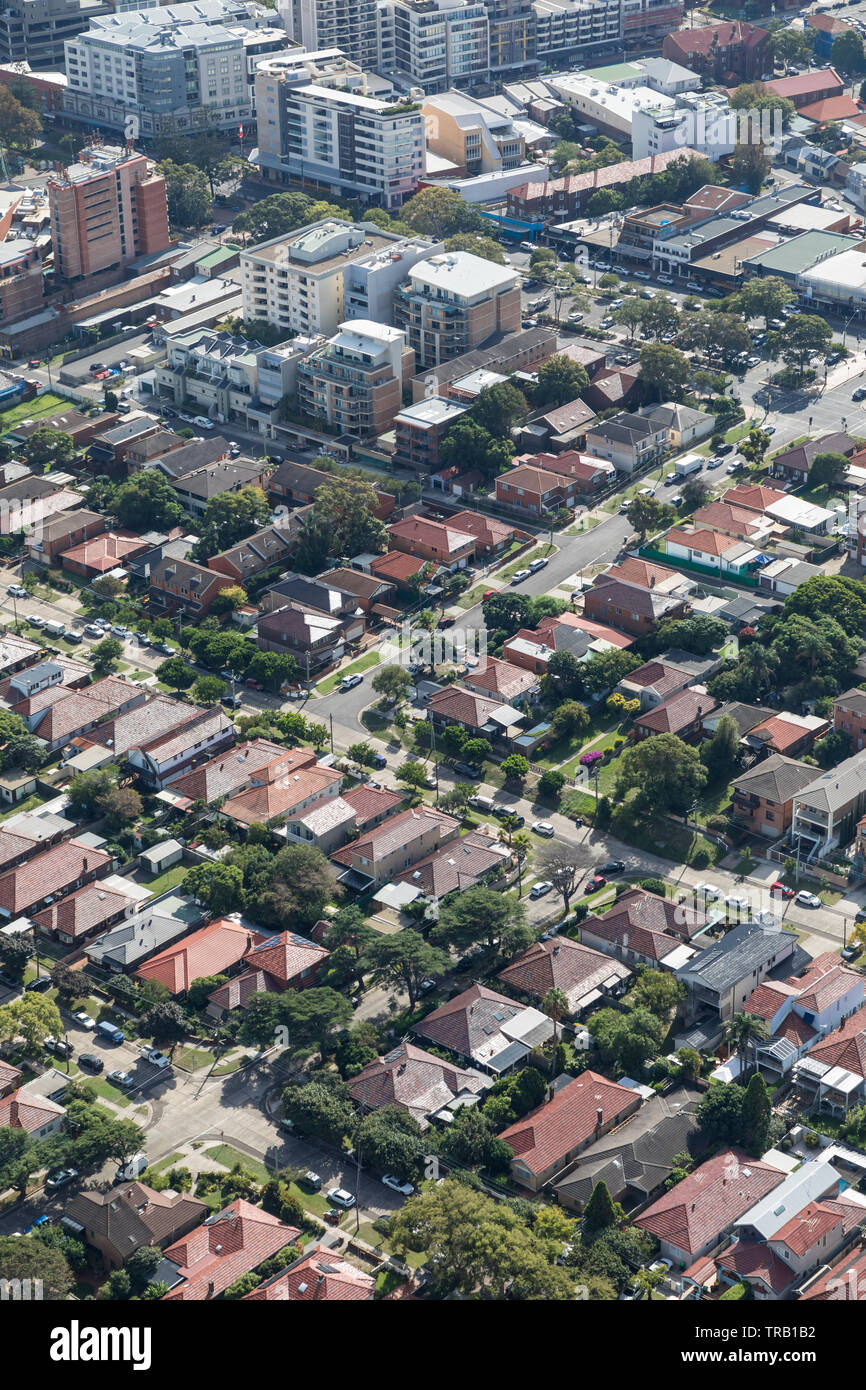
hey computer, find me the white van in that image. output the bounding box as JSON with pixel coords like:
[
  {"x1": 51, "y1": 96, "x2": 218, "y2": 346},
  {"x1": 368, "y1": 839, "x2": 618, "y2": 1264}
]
[
  {"x1": 192, "y1": 415, "x2": 211, "y2": 429},
  {"x1": 43, "y1": 620, "x2": 66, "y2": 638},
  {"x1": 114, "y1": 1152, "x2": 147, "y2": 1183},
  {"x1": 469, "y1": 794, "x2": 496, "y2": 814}
]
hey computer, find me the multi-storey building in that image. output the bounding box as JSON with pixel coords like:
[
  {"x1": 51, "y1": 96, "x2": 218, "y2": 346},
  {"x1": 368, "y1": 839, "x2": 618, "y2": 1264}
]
[
  {"x1": 278, "y1": 0, "x2": 379, "y2": 68},
  {"x1": 531, "y1": 0, "x2": 621, "y2": 67},
  {"x1": 379, "y1": 0, "x2": 490, "y2": 94},
  {"x1": 0, "y1": 238, "x2": 44, "y2": 325},
  {"x1": 394, "y1": 250, "x2": 521, "y2": 370},
  {"x1": 486, "y1": 0, "x2": 534, "y2": 71},
  {"x1": 63, "y1": 0, "x2": 286, "y2": 137},
  {"x1": 0, "y1": 0, "x2": 110, "y2": 68},
  {"x1": 422, "y1": 92, "x2": 524, "y2": 174},
  {"x1": 252, "y1": 53, "x2": 425, "y2": 208},
  {"x1": 48, "y1": 144, "x2": 170, "y2": 285},
  {"x1": 295, "y1": 320, "x2": 413, "y2": 438},
  {"x1": 241, "y1": 219, "x2": 439, "y2": 335},
  {"x1": 632, "y1": 89, "x2": 736, "y2": 162}
]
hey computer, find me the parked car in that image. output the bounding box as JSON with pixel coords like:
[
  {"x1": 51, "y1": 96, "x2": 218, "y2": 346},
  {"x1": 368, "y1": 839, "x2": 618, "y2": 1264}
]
[
  {"x1": 770, "y1": 882, "x2": 794, "y2": 899},
  {"x1": 6, "y1": 585, "x2": 27, "y2": 598},
  {"x1": 327, "y1": 1187, "x2": 356, "y2": 1209},
  {"x1": 28, "y1": 614, "x2": 45, "y2": 628},
  {"x1": 89, "y1": 363, "x2": 107, "y2": 375},
  {"x1": 452, "y1": 761, "x2": 481, "y2": 779},
  {"x1": 528, "y1": 556, "x2": 549, "y2": 573},
  {"x1": 493, "y1": 807, "x2": 524, "y2": 827},
  {"x1": 796, "y1": 890, "x2": 821, "y2": 908},
  {"x1": 79, "y1": 1053, "x2": 104, "y2": 1073},
  {"x1": 854, "y1": 387, "x2": 866, "y2": 402},
  {"x1": 303, "y1": 1171, "x2": 323, "y2": 1190},
  {"x1": 585, "y1": 874, "x2": 607, "y2": 893},
  {"x1": 600, "y1": 860, "x2": 625, "y2": 875},
  {"x1": 43, "y1": 1036, "x2": 73, "y2": 1059},
  {"x1": 716, "y1": 442, "x2": 734, "y2": 455},
  {"x1": 532, "y1": 821, "x2": 555, "y2": 837},
  {"x1": 245, "y1": 678, "x2": 264, "y2": 690},
  {"x1": 25, "y1": 976, "x2": 51, "y2": 993},
  {"x1": 65, "y1": 631, "x2": 83, "y2": 644},
  {"x1": 107, "y1": 1070, "x2": 134, "y2": 1088},
  {"x1": 45, "y1": 1169, "x2": 78, "y2": 1191},
  {"x1": 83, "y1": 624, "x2": 103, "y2": 639},
  {"x1": 510, "y1": 568, "x2": 531, "y2": 585},
  {"x1": 530, "y1": 880, "x2": 553, "y2": 899},
  {"x1": 842, "y1": 944, "x2": 862, "y2": 962},
  {"x1": 437, "y1": 615, "x2": 456, "y2": 628},
  {"x1": 724, "y1": 894, "x2": 750, "y2": 912},
  {"x1": 694, "y1": 883, "x2": 721, "y2": 901},
  {"x1": 141, "y1": 1047, "x2": 170, "y2": 1069},
  {"x1": 72, "y1": 1012, "x2": 95, "y2": 1030},
  {"x1": 340, "y1": 673, "x2": 364, "y2": 691},
  {"x1": 382, "y1": 1174, "x2": 415, "y2": 1196},
  {"x1": 418, "y1": 978, "x2": 436, "y2": 995}
]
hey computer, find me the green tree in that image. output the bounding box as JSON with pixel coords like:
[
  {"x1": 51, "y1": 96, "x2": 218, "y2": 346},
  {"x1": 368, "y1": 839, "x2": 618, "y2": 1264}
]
[
  {"x1": 210, "y1": 585, "x2": 248, "y2": 615},
  {"x1": 696, "y1": 1082, "x2": 746, "y2": 1145},
  {"x1": 809, "y1": 452, "x2": 849, "y2": 489},
  {"x1": 293, "y1": 508, "x2": 333, "y2": 574},
  {"x1": 725, "y1": 1011, "x2": 770, "y2": 1080},
  {"x1": 729, "y1": 84, "x2": 795, "y2": 129},
  {"x1": 280, "y1": 987, "x2": 353, "y2": 1056},
  {"x1": 588, "y1": 1005, "x2": 664, "y2": 1073},
  {"x1": 471, "y1": 382, "x2": 529, "y2": 438},
  {"x1": 444, "y1": 233, "x2": 504, "y2": 263},
  {"x1": 626, "y1": 494, "x2": 675, "y2": 542},
  {"x1": 113, "y1": 472, "x2": 186, "y2": 531},
  {"x1": 551, "y1": 699, "x2": 590, "y2": 739},
  {"x1": 143, "y1": 1000, "x2": 187, "y2": 1048},
  {"x1": 182, "y1": 861, "x2": 245, "y2": 916},
  {"x1": 701, "y1": 713, "x2": 741, "y2": 782},
  {"x1": 0, "y1": 84, "x2": 41, "y2": 148},
  {"x1": 739, "y1": 426, "x2": 772, "y2": 468},
  {"x1": 89, "y1": 637, "x2": 123, "y2": 675},
  {"x1": 501, "y1": 753, "x2": 530, "y2": 784},
  {"x1": 245, "y1": 650, "x2": 299, "y2": 692},
  {"x1": 66, "y1": 766, "x2": 117, "y2": 818},
  {"x1": 0, "y1": 993, "x2": 61, "y2": 1055},
  {"x1": 97, "y1": 785, "x2": 142, "y2": 832},
  {"x1": 831, "y1": 28, "x2": 866, "y2": 72},
  {"x1": 768, "y1": 314, "x2": 832, "y2": 383},
  {"x1": 434, "y1": 886, "x2": 528, "y2": 955},
  {"x1": 395, "y1": 759, "x2": 430, "y2": 790},
  {"x1": 0, "y1": 1236, "x2": 72, "y2": 1299},
  {"x1": 356, "y1": 1106, "x2": 428, "y2": 1182},
  {"x1": 157, "y1": 159, "x2": 212, "y2": 228},
  {"x1": 439, "y1": 417, "x2": 512, "y2": 477},
  {"x1": 613, "y1": 298, "x2": 649, "y2": 341},
  {"x1": 638, "y1": 343, "x2": 690, "y2": 401},
  {"x1": 542, "y1": 987, "x2": 570, "y2": 1077},
  {"x1": 784, "y1": 575, "x2": 866, "y2": 638},
  {"x1": 193, "y1": 675, "x2": 227, "y2": 705},
  {"x1": 253, "y1": 842, "x2": 335, "y2": 931},
  {"x1": 157, "y1": 657, "x2": 197, "y2": 693},
  {"x1": 194, "y1": 487, "x2": 271, "y2": 560},
  {"x1": 366, "y1": 931, "x2": 449, "y2": 1007},
  {"x1": 20, "y1": 426, "x2": 77, "y2": 473},
  {"x1": 586, "y1": 188, "x2": 624, "y2": 218},
  {"x1": 372, "y1": 664, "x2": 412, "y2": 702},
  {"x1": 736, "y1": 275, "x2": 794, "y2": 329},
  {"x1": 313, "y1": 475, "x2": 387, "y2": 558},
  {"x1": 533, "y1": 354, "x2": 589, "y2": 407},
  {"x1": 400, "y1": 187, "x2": 484, "y2": 238},
  {"x1": 730, "y1": 141, "x2": 772, "y2": 194},
  {"x1": 615, "y1": 733, "x2": 707, "y2": 815}
]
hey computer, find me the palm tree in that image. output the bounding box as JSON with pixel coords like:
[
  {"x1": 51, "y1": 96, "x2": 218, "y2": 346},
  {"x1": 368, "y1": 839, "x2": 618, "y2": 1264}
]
[
  {"x1": 543, "y1": 987, "x2": 570, "y2": 1079},
  {"x1": 725, "y1": 1012, "x2": 770, "y2": 1080},
  {"x1": 740, "y1": 643, "x2": 778, "y2": 696},
  {"x1": 509, "y1": 831, "x2": 532, "y2": 898}
]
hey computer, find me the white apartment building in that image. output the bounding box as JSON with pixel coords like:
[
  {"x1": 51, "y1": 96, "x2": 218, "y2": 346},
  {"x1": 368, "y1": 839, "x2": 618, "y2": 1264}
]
[
  {"x1": 296, "y1": 319, "x2": 412, "y2": 437},
  {"x1": 277, "y1": 0, "x2": 379, "y2": 68},
  {"x1": 531, "y1": 0, "x2": 622, "y2": 67},
  {"x1": 63, "y1": 0, "x2": 287, "y2": 135},
  {"x1": 632, "y1": 90, "x2": 736, "y2": 162},
  {"x1": 379, "y1": 0, "x2": 490, "y2": 94},
  {"x1": 240, "y1": 218, "x2": 440, "y2": 335},
  {"x1": 253, "y1": 53, "x2": 425, "y2": 208}
]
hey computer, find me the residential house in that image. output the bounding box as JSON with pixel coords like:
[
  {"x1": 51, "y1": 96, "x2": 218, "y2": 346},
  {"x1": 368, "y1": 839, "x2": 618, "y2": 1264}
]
[
  {"x1": 33, "y1": 879, "x2": 141, "y2": 945},
  {"x1": 769, "y1": 432, "x2": 857, "y2": 483},
  {"x1": 501, "y1": 1071, "x2": 642, "y2": 1192},
  {"x1": 65, "y1": 1183, "x2": 208, "y2": 1270},
  {"x1": 701, "y1": 701, "x2": 774, "y2": 741},
  {"x1": 22, "y1": 676, "x2": 146, "y2": 755},
  {"x1": 166, "y1": 740, "x2": 298, "y2": 809},
  {"x1": 494, "y1": 462, "x2": 582, "y2": 517},
  {"x1": 208, "y1": 522, "x2": 304, "y2": 586},
  {"x1": 136, "y1": 917, "x2": 267, "y2": 996},
  {"x1": 259, "y1": 573, "x2": 367, "y2": 631},
  {"x1": 446, "y1": 511, "x2": 515, "y2": 557},
  {"x1": 719, "y1": 1189, "x2": 865, "y2": 1299},
  {"x1": 59, "y1": 530, "x2": 151, "y2": 579},
  {"x1": 348, "y1": 1040, "x2": 490, "y2": 1130},
  {"x1": 787, "y1": 751, "x2": 866, "y2": 859},
  {"x1": 244, "y1": 1246, "x2": 374, "y2": 1302},
  {"x1": 517, "y1": 451, "x2": 616, "y2": 497},
  {"x1": 635, "y1": 1149, "x2": 786, "y2": 1268},
  {"x1": 691, "y1": 501, "x2": 775, "y2": 546},
  {"x1": 88, "y1": 416, "x2": 165, "y2": 474},
  {"x1": 148, "y1": 555, "x2": 233, "y2": 617},
  {"x1": 85, "y1": 893, "x2": 204, "y2": 974},
  {"x1": 207, "y1": 930, "x2": 329, "y2": 1017},
  {"x1": 160, "y1": 1200, "x2": 300, "y2": 1302},
  {"x1": 463, "y1": 656, "x2": 540, "y2": 705},
  {"x1": 393, "y1": 829, "x2": 511, "y2": 902},
  {"x1": 638, "y1": 402, "x2": 714, "y2": 448},
  {"x1": 0, "y1": 1060, "x2": 20, "y2": 1098},
  {"x1": 799, "y1": 1244, "x2": 866, "y2": 1300},
  {"x1": 318, "y1": 567, "x2": 396, "y2": 614},
  {"x1": 89, "y1": 695, "x2": 204, "y2": 762},
  {"x1": 744, "y1": 952, "x2": 865, "y2": 1079},
  {"x1": 743, "y1": 712, "x2": 830, "y2": 759},
  {"x1": 330, "y1": 806, "x2": 460, "y2": 892},
  {"x1": 426, "y1": 686, "x2": 526, "y2": 745},
  {"x1": 4, "y1": 409, "x2": 118, "y2": 449},
  {"x1": 584, "y1": 411, "x2": 668, "y2": 473},
  {"x1": 584, "y1": 571, "x2": 691, "y2": 637},
  {"x1": 387, "y1": 516, "x2": 476, "y2": 570},
  {"x1": 504, "y1": 613, "x2": 632, "y2": 675},
  {"x1": 582, "y1": 367, "x2": 640, "y2": 415},
  {"x1": 169, "y1": 458, "x2": 270, "y2": 517},
  {"x1": 518, "y1": 396, "x2": 597, "y2": 454},
  {"x1": 498, "y1": 935, "x2": 631, "y2": 1017},
  {"x1": 554, "y1": 1086, "x2": 705, "y2": 1213},
  {"x1": 256, "y1": 604, "x2": 351, "y2": 675},
  {"x1": 409, "y1": 983, "x2": 555, "y2": 1076},
  {"x1": 340, "y1": 784, "x2": 403, "y2": 832},
  {"x1": 143, "y1": 436, "x2": 231, "y2": 481},
  {"x1": 762, "y1": 67, "x2": 845, "y2": 109},
  {"x1": 0, "y1": 1087, "x2": 65, "y2": 1138},
  {"x1": 617, "y1": 659, "x2": 696, "y2": 711},
  {"x1": 580, "y1": 889, "x2": 703, "y2": 972},
  {"x1": 676, "y1": 919, "x2": 801, "y2": 1025},
  {"x1": 724, "y1": 483, "x2": 836, "y2": 535},
  {"x1": 662, "y1": 526, "x2": 760, "y2": 578},
  {"x1": 731, "y1": 755, "x2": 817, "y2": 839},
  {"x1": 633, "y1": 686, "x2": 719, "y2": 741},
  {"x1": 792, "y1": 1005, "x2": 866, "y2": 1116},
  {"x1": 0, "y1": 838, "x2": 113, "y2": 919},
  {"x1": 368, "y1": 550, "x2": 430, "y2": 592},
  {"x1": 219, "y1": 757, "x2": 343, "y2": 830},
  {"x1": 27, "y1": 508, "x2": 107, "y2": 566},
  {"x1": 127, "y1": 705, "x2": 236, "y2": 790},
  {"x1": 834, "y1": 689, "x2": 866, "y2": 753}
]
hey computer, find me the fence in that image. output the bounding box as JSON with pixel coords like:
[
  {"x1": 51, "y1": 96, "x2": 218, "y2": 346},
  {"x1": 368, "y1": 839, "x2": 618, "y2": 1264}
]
[{"x1": 639, "y1": 545, "x2": 760, "y2": 589}]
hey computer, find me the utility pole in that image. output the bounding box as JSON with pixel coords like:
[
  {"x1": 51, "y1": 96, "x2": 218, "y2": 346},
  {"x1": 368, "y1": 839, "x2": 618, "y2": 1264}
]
[{"x1": 329, "y1": 712, "x2": 334, "y2": 755}]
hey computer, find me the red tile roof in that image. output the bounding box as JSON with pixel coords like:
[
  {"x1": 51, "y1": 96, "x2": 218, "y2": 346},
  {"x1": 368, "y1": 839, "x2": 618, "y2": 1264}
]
[
  {"x1": 667, "y1": 526, "x2": 740, "y2": 557},
  {"x1": 463, "y1": 656, "x2": 539, "y2": 703},
  {"x1": 242, "y1": 930, "x2": 328, "y2": 984},
  {"x1": 388, "y1": 516, "x2": 475, "y2": 557},
  {"x1": 764, "y1": 67, "x2": 843, "y2": 101},
  {"x1": 136, "y1": 918, "x2": 268, "y2": 994},
  {"x1": 500, "y1": 1071, "x2": 638, "y2": 1177},
  {"x1": 340, "y1": 783, "x2": 403, "y2": 827},
  {"x1": 635, "y1": 1149, "x2": 785, "y2": 1257},
  {"x1": 635, "y1": 687, "x2": 718, "y2": 736},
  {"x1": 498, "y1": 936, "x2": 630, "y2": 1013},
  {"x1": 244, "y1": 1245, "x2": 374, "y2": 1301},
  {"x1": 369, "y1": 550, "x2": 427, "y2": 584},
  {"x1": 220, "y1": 762, "x2": 342, "y2": 826},
  {"x1": 162, "y1": 1199, "x2": 299, "y2": 1301},
  {"x1": 33, "y1": 881, "x2": 134, "y2": 940},
  {"x1": 772, "y1": 1197, "x2": 862, "y2": 1258},
  {"x1": 448, "y1": 510, "x2": 514, "y2": 549},
  {"x1": 723, "y1": 484, "x2": 786, "y2": 514},
  {"x1": 808, "y1": 1005, "x2": 866, "y2": 1075},
  {"x1": 747, "y1": 714, "x2": 813, "y2": 754},
  {"x1": 667, "y1": 19, "x2": 766, "y2": 55},
  {"x1": 799, "y1": 1245, "x2": 866, "y2": 1299},
  {"x1": 0, "y1": 1089, "x2": 64, "y2": 1132},
  {"x1": 717, "y1": 1238, "x2": 792, "y2": 1295},
  {"x1": 0, "y1": 838, "x2": 111, "y2": 916},
  {"x1": 349, "y1": 1040, "x2": 488, "y2": 1129}
]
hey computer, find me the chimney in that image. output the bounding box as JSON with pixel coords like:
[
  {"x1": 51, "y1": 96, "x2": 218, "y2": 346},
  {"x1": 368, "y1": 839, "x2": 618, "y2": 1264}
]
[{"x1": 596, "y1": 1106, "x2": 603, "y2": 1132}]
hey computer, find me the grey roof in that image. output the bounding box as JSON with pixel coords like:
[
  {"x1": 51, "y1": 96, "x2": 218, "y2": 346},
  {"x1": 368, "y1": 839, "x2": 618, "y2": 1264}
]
[
  {"x1": 677, "y1": 920, "x2": 796, "y2": 995},
  {"x1": 836, "y1": 689, "x2": 866, "y2": 718},
  {"x1": 733, "y1": 753, "x2": 816, "y2": 805},
  {"x1": 553, "y1": 1087, "x2": 704, "y2": 1205},
  {"x1": 85, "y1": 893, "x2": 201, "y2": 970},
  {"x1": 705, "y1": 702, "x2": 774, "y2": 737},
  {"x1": 9, "y1": 661, "x2": 62, "y2": 695},
  {"x1": 148, "y1": 437, "x2": 230, "y2": 479},
  {"x1": 796, "y1": 750, "x2": 866, "y2": 815},
  {"x1": 171, "y1": 458, "x2": 263, "y2": 501},
  {"x1": 719, "y1": 594, "x2": 777, "y2": 625}
]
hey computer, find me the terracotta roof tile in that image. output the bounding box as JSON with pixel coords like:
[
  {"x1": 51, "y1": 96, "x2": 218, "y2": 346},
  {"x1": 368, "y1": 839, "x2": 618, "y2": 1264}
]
[
  {"x1": 500, "y1": 1071, "x2": 638, "y2": 1176},
  {"x1": 636, "y1": 1149, "x2": 785, "y2": 1256}
]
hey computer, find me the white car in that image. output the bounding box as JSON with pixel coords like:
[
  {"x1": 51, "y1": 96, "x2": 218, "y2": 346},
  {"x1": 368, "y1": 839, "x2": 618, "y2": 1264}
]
[
  {"x1": 6, "y1": 585, "x2": 27, "y2": 598},
  {"x1": 72, "y1": 1012, "x2": 95, "y2": 1030},
  {"x1": 530, "y1": 880, "x2": 554, "y2": 899},
  {"x1": 694, "y1": 884, "x2": 721, "y2": 902},
  {"x1": 382, "y1": 1174, "x2": 415, "y2": 1196},
  {"x1": 638, "y1": 486, "x2": 655, "y2": 497},
  {"x1": 339, "y1": 673, "x2": 364, "y2": 691},
  {"x1": 510, "y1": 568, "x2": 531, "y2": 585},
  {"x1": 796, "y1": 890, "x2": 822, "y2": 909},
  {"x1": 724, "y1": 894, "x2": 751, "y2": 913},
  {"x1": 141, "y1": 1047, "x2": 170, "y2": 1069},
  {"x1": 532, "y1": 821, "x2": 555, "y2": 837},
  {"x1": 327, "y1": 1187, "x2": 356, "y2": 1209},
  {"x1": 528, "y1": 556, "x2": 549, "y2": 573}
]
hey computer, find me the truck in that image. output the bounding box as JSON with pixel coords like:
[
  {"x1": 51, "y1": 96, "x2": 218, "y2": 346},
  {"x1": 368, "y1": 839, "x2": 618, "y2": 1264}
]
[
  {"x1": 673, "y1": 454, "x2": 703, "y2": 479},
  {"x1": 43, "y1": 620, "x2": 66, "y2": 639}
]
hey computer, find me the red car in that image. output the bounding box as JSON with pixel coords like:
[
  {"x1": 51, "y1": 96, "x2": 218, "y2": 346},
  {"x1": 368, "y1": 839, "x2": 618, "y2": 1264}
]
[
  {"x1": 482, "y1": 589, "x2": 497, "y2": 599},
  {"x1": 245, "y1": 678, "x2": 264, "y2": 690},
  {"x1": 28, "y1": 358, "x2": 41, "y2": 368},
  {"x1": 437, "y1": 615, "x2": 456, "y2": 628},
  {"x1": 584, "y1": 874, "x2": 607, "y2": 894},
  {"x1": 770, "y1": 882, "x2": 794, "y2": 899}
]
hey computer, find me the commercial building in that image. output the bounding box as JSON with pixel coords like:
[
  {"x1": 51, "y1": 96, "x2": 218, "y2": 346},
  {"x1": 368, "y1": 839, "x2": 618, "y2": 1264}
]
[
  {"x1": 278, "y1": 0, "x2": 379, "y2": 68},
  {"x1": 48, "y1": 144, "x2": 170, "y2": 286},
  {"x1": 379, "y1": 0, "x2": 490, "y2": 94},
  {"x1": 252, "y1": 53, "x2": 425, "y2": 209},
  {"x1": 63, "y1": 0, "x2": 284, "y2": 137},
  {"x1": 241, "y1": 219, "x2": 439, "y2": 335},
  {"x1": 394, "y1": 250, "x2": 521, "y2": 369},
  {"x1": 0, "y1": 237, "x2": 44, "y2": 326},
  {"x1": 531, "y1": 0, "x2": 622, "y2": 67},
  {"x1": 295, "y1": 319, "x2": 412, "y2": 437}
]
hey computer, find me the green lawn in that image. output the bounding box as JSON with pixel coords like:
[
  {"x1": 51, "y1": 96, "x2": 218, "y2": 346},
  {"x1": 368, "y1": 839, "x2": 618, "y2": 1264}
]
[
  {"x1": 498, "y1": 544, "x2": 558, "y2": 581},
  {"x1": 203, "y1": 1144, "x2": 271, "y2": 1184},
  {"x1": 85, "y1": 1076, "x2": 133, "y2": 1108},
  {"x1": 137, "y1": 864, "x2": 187, "y2": 896},
  {"x1": 0, "y1": 393, "x2": 73, "y2": 431},
  {"x1": 174, "y1": 1046, "x2": 216, "y2": 1071},
  {"x1": 317, "y1": 650, "x2": 381, "y2": 696},
  {"x1": 457, "y1": 584, "x2": 494, "y2": 610},
  {"x1": 147, "y1": 1152, "x2": 184, "y2": 1176},
  {"x1": 357, "y1": 1221, "x2": 426, "y2": 1269}
]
